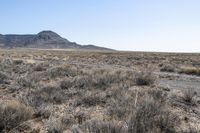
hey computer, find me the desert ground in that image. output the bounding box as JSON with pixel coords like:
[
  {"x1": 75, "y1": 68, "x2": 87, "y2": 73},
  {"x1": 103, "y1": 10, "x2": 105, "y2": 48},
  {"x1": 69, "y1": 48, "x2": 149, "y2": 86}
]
[{"x1": 0, "y1": 48, "x2": 200, "y2": 133}]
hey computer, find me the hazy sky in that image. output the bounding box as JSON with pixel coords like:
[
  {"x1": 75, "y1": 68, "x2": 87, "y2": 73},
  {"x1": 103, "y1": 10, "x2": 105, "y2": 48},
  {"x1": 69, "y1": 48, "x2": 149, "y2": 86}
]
[{"x1": 1, "y1": 0, "x2": 200, "y2": 52}]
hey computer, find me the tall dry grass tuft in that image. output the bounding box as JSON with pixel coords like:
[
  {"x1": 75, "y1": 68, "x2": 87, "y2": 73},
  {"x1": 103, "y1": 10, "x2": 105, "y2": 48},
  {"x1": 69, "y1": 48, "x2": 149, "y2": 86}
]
[
  {"x1": 0, "y1": 100, "x2": 33, "y2": 132},
  {"x1": 127, "y1": 98, "x2": 178, "y2": 133}
]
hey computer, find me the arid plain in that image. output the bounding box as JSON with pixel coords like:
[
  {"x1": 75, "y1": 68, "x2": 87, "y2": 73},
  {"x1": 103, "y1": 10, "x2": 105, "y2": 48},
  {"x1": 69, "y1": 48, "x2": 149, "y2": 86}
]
[{"x1": 1, "y1": 48, "x2": 200, "y2": 133}]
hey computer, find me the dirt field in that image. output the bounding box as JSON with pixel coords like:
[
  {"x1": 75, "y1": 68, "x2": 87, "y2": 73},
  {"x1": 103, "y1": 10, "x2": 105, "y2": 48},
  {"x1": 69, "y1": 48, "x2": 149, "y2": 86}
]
[{"x1": 0, "y1": 48, "x2": 200, "y2": 133}]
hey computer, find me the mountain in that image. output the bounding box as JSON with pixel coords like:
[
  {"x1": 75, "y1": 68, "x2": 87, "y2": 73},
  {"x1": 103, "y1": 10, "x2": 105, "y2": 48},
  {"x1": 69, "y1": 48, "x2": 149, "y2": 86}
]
[{"x1": 0, "y1": 31, "x2": 113, "y2": 50}]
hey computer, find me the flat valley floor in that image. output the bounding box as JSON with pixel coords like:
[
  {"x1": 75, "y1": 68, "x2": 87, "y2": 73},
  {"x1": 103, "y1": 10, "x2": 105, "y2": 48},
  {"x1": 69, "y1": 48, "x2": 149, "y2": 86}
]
[{"x1": 0, "y1": 48, "x2": 200, "y2": 133}]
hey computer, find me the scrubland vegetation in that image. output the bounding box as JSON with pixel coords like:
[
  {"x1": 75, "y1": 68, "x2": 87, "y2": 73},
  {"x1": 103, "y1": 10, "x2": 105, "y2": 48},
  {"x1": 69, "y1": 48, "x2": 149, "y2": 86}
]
[{"x1": 0, "y1": 49, "x2": 200, "y2": 132}]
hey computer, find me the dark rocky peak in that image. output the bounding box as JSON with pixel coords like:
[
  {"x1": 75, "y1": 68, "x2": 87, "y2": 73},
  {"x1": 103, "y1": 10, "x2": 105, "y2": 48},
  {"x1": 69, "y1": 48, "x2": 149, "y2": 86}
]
[
  {"x1": 37, "y1": 31, "x2": 61, "y2": 39},
  {"x1": 0, "y1": 34, "x2": 4, "y2": 38}
]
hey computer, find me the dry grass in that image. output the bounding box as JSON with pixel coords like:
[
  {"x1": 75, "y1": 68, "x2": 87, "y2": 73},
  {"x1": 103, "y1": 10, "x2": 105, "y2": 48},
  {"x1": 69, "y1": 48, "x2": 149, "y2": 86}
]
[
  {"x1": 178, "y1": 66, "x2": 200, "y2": 75},
  {"x1": 0, "y1": 100, "x2": 33, "y2": 132},
  {"x1": 128, "y1": 98, "x2": 178, "y2": 133},
  {"x1": 182, "y1": 88, "x2": 197, "y2": 106}
]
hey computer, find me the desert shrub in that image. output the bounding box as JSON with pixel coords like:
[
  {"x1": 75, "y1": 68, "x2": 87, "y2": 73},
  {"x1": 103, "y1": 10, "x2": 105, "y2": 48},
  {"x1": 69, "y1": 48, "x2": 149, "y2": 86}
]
[
  {"x1": 0, "y1": 71, "x2": 9, "y2": 84},
  {"x1": 13, "y1": 59, "x2": 24, "y2": 65},
  {"x1": 47, "y1": 65, "x2": 77, "y2": 78},
  {"x1": 46, "y1": 117, "x2": 64, "y2": 133},
  {"x1": 107, "y1": 87, "x2": 177, "y2": 133},
  {"x1": 182, "y1": 88, "x2": 197, "y2": 106},
  {"x1": 73, "y1": 119, "x2": 123, "y2": 133},
  {"x1": 76, "y1": 94, "x2": 105, "y2": 107},
  {"x1": 0, "y1": 58, "x2": 13, "y2": 72},
  {"x1": 0, "y1": 100, "x2": 32, "y2": 132},
  {"x1": 127, "y1": 98, "x2": 177, "y2": 133},
  {"x1": 61, "y1": 115, "x2": 75, "y2": 128},
  {"x1": 60, "y1": 78, "x2": 74, "y2": 89},
  {"x1": 74, "y1": 75, "x2": 92, "y2": 89},
  {"x1": 74, "y1": 73, "x2": 112, "y2": 90},
  {"x1": 72, "y1": 68, "x2": 135, "y2": 90},
  {"x1": 170, "y1": 90, "x2": 197, "y2": 111},
  {"x1": 74, "y1": 111, "x2": 88, "y2": 124},
  {"x1": 33, "y1": 63, "x2": 48, "y2": 71},
  {"x1": 135, "y1": 70, "x2": 156, "y2": 86},
  {"x1": 20, "y1": 85, "x2": 65, "y2": 109},
  {"x1": 32, "y1": 105, "x2": 52, "y2": 119},
  {"x1": 107, "y1": 88, "x2": 136, "y2": 119},
  {"x1": 147, "y1": 89, "x2": 167, "y2": 103},
  {"x1": 108, "y1": 98, "x2": 134, "y2": 119},
  {"x1": 12, "y1": 65, "x2": 28, "y2": 74},
  {"x1": 46, "y1": 115, "x2": 75, "y2": 133},
  {"x1": 17, "y1": 73, "x2": 40, "y2": 89},
  {"x1": 91, "y1": 73, "x2": 115, "y2": 90},
  {"x1": 185, "y1": 125, "x2": 199, "y2": 133},
  {"x1": 160, "y1": 64, "x2": 175, "y2": 72},
  {"x1": 1, "y1": 58, "x2": 13, "y2": 65},
  {"x1": 73, "y1": 69, "x2": 127, "y2": 90}
]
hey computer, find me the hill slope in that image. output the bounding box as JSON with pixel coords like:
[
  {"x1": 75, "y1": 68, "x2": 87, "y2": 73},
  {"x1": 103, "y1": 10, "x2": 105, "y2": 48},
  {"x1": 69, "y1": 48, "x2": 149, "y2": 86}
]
[{"x1": 0, "y1": 31, "x2": 112, "y2": 50}]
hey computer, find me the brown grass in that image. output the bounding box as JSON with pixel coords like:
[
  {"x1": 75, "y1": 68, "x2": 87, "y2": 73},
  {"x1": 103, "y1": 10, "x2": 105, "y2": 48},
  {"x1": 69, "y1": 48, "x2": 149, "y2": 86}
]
[
  {"x1": 0, "y1": 100, "x2": 33, "y2": 132},
  {"x1": 178, "y1": 66, "x2": 200, "y2": 75}
]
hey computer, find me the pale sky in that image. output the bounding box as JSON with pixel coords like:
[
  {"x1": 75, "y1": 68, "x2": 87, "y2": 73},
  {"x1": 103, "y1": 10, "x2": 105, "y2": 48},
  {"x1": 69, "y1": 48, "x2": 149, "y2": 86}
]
[{"x1": 1, "y1": 0, "x2": 200, "y2": 52}]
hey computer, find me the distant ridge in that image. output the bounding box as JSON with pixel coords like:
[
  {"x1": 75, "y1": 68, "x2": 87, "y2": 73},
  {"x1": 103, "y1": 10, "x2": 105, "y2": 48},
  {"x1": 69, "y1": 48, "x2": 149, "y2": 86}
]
[{"x1": 0, "y1": 31, "x2": 113, "y2": 51}]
